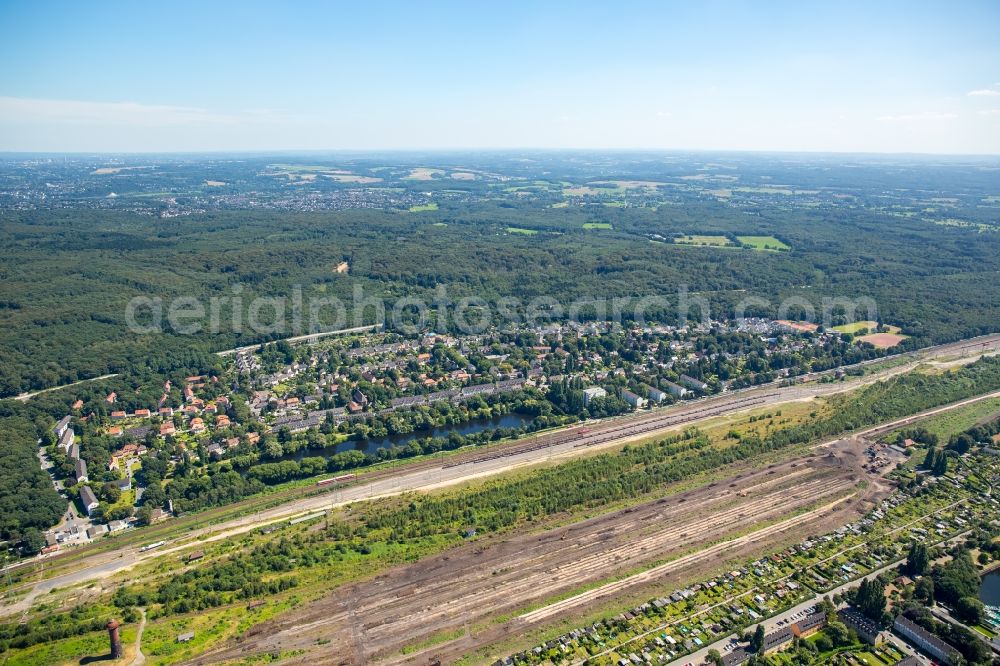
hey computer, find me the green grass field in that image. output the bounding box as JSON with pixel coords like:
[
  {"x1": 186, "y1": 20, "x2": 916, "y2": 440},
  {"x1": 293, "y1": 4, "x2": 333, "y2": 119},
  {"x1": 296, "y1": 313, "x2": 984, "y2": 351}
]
[
  {"x1": 833, "y1": 320, "x2": 878, "y2": 334},
  {"x1": 895, "y1": 395, "x2": 1000, "y2": 442},
  {"x1": 674, "y1": 235, "x2": 734, "y2": 247},
  {"x1": 506, "y1": 227, "x2": 539, "y2": 235},
  {"x1": 736, "y1": 235, "x2": 791, "y2": 251},
  {"x1": 833, "y1": 321, "x2": 902, "y2": 335},
  {"x1": 582, "y1": 222, "x2": 613, "y2": 229},
  {"x1": 408, "y1": 203, "x2": 439, "y2": 212}
]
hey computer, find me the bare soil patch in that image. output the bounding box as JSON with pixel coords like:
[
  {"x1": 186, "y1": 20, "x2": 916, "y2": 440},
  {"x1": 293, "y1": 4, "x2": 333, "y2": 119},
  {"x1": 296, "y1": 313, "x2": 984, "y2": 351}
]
[
  {"x1": 857, "y1": 333, "x2": 907, "y2": 348},
  {"x1": 193, "y1": 439, "x2": 885, "y2": 666}
]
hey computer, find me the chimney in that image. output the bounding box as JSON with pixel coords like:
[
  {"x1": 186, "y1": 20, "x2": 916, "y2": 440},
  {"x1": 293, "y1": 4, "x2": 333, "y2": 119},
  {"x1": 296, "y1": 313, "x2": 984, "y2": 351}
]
[{"x1": 107, "y1": 618, "x2": 123, "y2": 658}]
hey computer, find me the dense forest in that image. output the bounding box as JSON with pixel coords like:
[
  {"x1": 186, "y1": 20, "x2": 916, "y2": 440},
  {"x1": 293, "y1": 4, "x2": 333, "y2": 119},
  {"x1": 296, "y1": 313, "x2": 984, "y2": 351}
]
[{"x1": 1, "y1": 196, "x2": 997, "y2": 397}]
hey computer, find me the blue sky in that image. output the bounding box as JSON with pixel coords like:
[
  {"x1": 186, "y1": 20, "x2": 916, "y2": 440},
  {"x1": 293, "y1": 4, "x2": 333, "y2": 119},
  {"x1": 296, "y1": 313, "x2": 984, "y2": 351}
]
[{"x1": 1, "y1": 0, "x2": 998, "y2": 153}]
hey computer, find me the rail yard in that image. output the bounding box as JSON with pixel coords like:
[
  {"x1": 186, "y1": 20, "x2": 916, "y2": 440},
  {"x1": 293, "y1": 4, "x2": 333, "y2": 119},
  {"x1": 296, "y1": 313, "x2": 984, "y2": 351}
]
[{"x1": 192, "y1": 437, "x2": 887, "y2": 665}]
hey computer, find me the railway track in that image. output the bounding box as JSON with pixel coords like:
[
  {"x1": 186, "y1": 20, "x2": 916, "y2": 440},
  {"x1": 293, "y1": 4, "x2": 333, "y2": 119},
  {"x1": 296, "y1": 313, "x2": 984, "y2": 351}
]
[
  {"x1": 442, "y1": 393, "x2": 778, "y2": 468},
  {"x1": 212, "y1": 465, "x2": 858, "y2": 665},
  {"x1": 518, "y1": 494, "x2": 857, "y2": 631},
  {"x1": 365, "y1": 476, "x2": 854, "y2": 640}
]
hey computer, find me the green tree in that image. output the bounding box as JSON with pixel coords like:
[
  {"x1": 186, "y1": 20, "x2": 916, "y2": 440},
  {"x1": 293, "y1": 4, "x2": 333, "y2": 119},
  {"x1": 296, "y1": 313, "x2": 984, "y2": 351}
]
[
  {"x1": 906, "y1": 542, "x2": 930, "y2": 576},
  {"x1": 135, "y1": 505, "x2": 153, "y2": 527},
  {"x1": 934, "y1": 551, "x2": 981, "y2": 604},
  {"x1": 20, "y1": 527, "x2": 46, "y2": 556},
  {"x1": 855, "y1": 578, "x2": 886, "y2": 622},
  {"x1": 913, "y1": 576, "x2": 935, "y2": 603},
  {"x1": 932, "y1": 451, "x2": 949, "y2": 476},
  {"x1": 751, "y1": 624, "x2": 766, "y2": 654},
  {"x1": 825, "y1": 620, "x2": 855, "y2": 647},
  {"x1": 954, "y1": 596, "x2": 985, "y2": 625}
]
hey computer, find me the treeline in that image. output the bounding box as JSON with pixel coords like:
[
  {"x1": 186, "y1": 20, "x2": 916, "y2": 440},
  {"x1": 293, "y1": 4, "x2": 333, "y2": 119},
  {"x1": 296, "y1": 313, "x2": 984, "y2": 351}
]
[
  {"x1": 0, "y1": 416, "x2": 65, "y2": 546},
  {"x1": 111, "y1": 538, "x2": 300, "y2": 618},
  {"x1": 0, "y1": 614, "x2": 110, "y2": 652},
  {"x1": 946, "y1": 413, "x2": 1000, "y2": 454}
]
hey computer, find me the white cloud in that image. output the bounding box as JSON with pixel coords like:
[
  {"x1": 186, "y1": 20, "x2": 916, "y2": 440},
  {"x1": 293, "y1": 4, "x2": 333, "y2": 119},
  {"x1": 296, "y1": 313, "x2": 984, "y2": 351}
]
[
  {"x1": 968, "y1": 88, "x2": 1000, "y2": 97},
  {"x1": 877, "y1": 111, "x2": 958, "y2": 122},
  {"x1": 0, "y1": 96, "x2": 281, "y2": 127},
  {"x1": 978, "y1": 109, "x2": 1000, "y2": 116}
]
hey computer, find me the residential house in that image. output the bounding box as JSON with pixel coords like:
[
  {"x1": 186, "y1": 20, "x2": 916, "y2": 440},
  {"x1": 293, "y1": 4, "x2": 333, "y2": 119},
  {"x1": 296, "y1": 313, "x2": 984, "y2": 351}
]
[
  {"x1": 839, "y1": 608, "x2": 885, "y2": 645},
  {"x1": 893, "y1": 615, "x2": 959, "y2": 665},
  {"x1": 110, "y1": 410, "x2": 127, "y2": 420},
  {"x1": 74, "y1": 458, "x2": 89, "y2": 483},
  {"x1": 159, "y1": 422, "x2": 176, "y2": 437},
  {"x1": 582, "y1": 386, "x2": 607, "y2": 406},
  {"x1": 679, "y1": 374, "x2": 709, "y2": 392},
  {"x1": 54, "y1": 415, "x2": 73, "y2": 439},
  {"x1": 664, "y1": 380, "x2": 689, "y2": 398},
  {"x1": 59, "y1": 427, "x2": 75, "y2": 451},
  {"x1": 80, "y1": 485, "x2": 99, "y2": 516},
  {"x1": 723, "y1": 610, "x2": 826, "y2": 665},
  {"x1": 646, "y1": 385, "x2": 668, "y2": 403},
  {"x1": 86, "y1": 524, "x2": 108, "y2": 540},
  {"x1": 134, "y1": 408, "x2": 151, "y2": 418},
  {"x1": 620, "y1": 389, "x2": 647, "y2": 409}
]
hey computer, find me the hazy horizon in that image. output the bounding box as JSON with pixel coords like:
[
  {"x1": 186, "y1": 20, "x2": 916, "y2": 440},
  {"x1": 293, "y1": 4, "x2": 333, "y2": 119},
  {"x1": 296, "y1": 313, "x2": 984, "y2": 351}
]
[{"x1": 2, "y1": 0, "x2": 999, "y2": 154}]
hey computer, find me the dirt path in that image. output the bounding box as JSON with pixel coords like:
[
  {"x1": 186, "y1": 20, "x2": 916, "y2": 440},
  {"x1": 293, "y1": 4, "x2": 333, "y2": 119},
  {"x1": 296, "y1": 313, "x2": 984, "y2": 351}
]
[
  {"x1": 10, "y1": 373, "x2": 119, "y2": 402},
  {"x1": 131, "y1": 608, "x2": 147, "y2": 666}
]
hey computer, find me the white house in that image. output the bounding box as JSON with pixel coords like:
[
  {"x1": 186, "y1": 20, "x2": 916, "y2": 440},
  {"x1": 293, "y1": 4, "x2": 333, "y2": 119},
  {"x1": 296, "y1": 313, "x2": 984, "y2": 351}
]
[
  {"x1": 664, "y1": 380, "x2": 689, "y2": 398},
  {"x1": 79, "y1": 485, "x2": 99, "y2": 516},
  {"x1": 74, "y1": 458, "x2": 89, "y2": 484},
  {"x1": 54, "y1": 415, "x2": 72, "y2": 440},
  {"x1": 59, "y1": 427, "x2": 75, "y2": 451},
  {"x1": 582, "y1": 386, "x2": 607, "y2": 406},
  {"x1": 647, "y1": 386, "x2": 668, "y2": 403},
  {"x1": 621, "y1": 389, "x2": 647, "y2": 409},
  {"x1": 680, "y1": 374, "x2": 709, "y2": 392}
]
